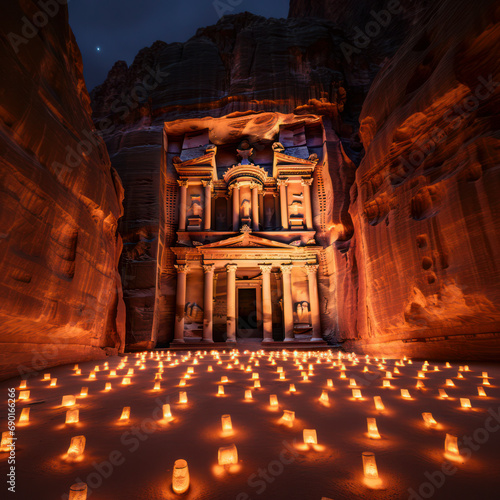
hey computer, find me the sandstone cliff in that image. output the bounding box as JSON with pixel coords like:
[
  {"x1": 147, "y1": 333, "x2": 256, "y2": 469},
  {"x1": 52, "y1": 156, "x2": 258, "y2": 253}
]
[
  {"x1": 0, "y1": 1, "x2": 125, "y2": 379},
  {"x1": 338, "y1": 0, "x2": 500, "y2": 358}
]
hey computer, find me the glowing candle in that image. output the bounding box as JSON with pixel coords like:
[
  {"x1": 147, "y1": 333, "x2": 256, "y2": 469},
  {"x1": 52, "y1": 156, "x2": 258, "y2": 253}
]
[
  {"x1": 340, "y1": 371, "x2": 346, "y2": 379},
  {"x1": 172, "y1": 459, "x2": 190, "y2": 494},
  {"x1": 457, "y1": 372, "x2": 464, "y2": 379},
  {"x1": 80, "y1": 387, "x2": 88, "y2": 397},
  {"x1": 439, "y1": 389, "x2": 448, "y2": 398},
  {"x1": 319, "y1": 390, "x2": 329, "y2": 404},
  {"x1": 179, "y1": 391, "x2": 188, "y2": 404},
  {"x1": 120, "y1": 407, "x2": 130, "y2": 420},
  {"x1": 104, "y1": 383, "x2": 112, "y2": 391},
  {"x1": 163, "y1": 404, "x2": 172, "y2": 420},
  {"x1": 367, "y1": 418, "x2": 380, "y2": 439},
  {"x1": 385, "y1": 371, "x2": 393, "y2": 379},
  {"x1": 122, "y1": 377, "x2": 131, "y2": 385},
  {"x1": 19, "y1": 407, "x2": 30, "y2": 423},
  {"x1": 110, "y1": 370, "x2": 117, "y2": 377},
  {"x1": 73, "y1": 364, "x2": 79, "y2": 371},
  {"x1": 218, "y1": 385, "x2": 224, "y2": 396},
  {"x1": 418, "y1": 371, "x2": 426, "y2": 378},
  {"x1": 0, "y1": 432, "x2": 13, "y2": 452},
  {"x1": 43, "y1": 373, "x2": 50, "y2": 381},
  {"x1": 62, "y1": 395, "x2": 76, "y2": 407},
  {"x1": 67, "y1": 435, "x2": 86, "y2": 459},
  {"x1": 478, "y1": 386, "x2": 487, "y2": 397},
  {"x1": 269, "y1": 395, "x2": 278, "y2": 407},
  {"x1": 18, "y1": 391, "x2": 30, "y2": 400},
  {"x1": 155, "y1": 373, "x2": 162, "y2": 380},
  {"x1": 221, "y1": 414, "x2": 232, "y2": 432},
  {"x1": 303, "y1": 429, "x2": 318, "y2": 445},
  {"x1": 94, "y1": 365, "x2": 100, "y2": 372},
  {"x1": 187, "y1": 367, "x2": 194, "y2": 374},
  {"x1": 393, "y1": 367, "x2": 400, "y2": 374},
  {"x1": 362, "y1": 452, "x2": 378, "y2": 479},
  {"x1": 179, "y1": 379, "x2": 186, "y2": 387},
  {"x1": 416, "y1": 380, "x2": 425, "y2": 389},
  {"x1": 254, "y1": 380, "x2": 261, "y2": 388},
  {"x1": 445, "y1": 362, "x2": 451, "y2": 368},
  {"x1": 89, "y1": 372, "x2": 96, "y2": 380},
  {"x1": 483, "y1": 378, "x2": 490, "y2": 386},
  {"x1": 460, "y1": 398, "x2": 471, "y2": 408},
  {"x1": 482, "y1": 372, "x2": 488, "y2": 378},
  {"x1": 279, "y1": 372, "x2": 285, "y2": 380},
  {"x1": 464, "y1": 365, "x2": 470, "y2": 371},
  {"x1": 383, "y1": 380, "x2": 391, "y2": 388},
  {"x1": 349, "y1": 378, "x2": 357, "y2": 387},
  {"x1": 66, "y1": 409, "x2": 79, "y2": 424},
  {"x1": 68, "y1": 482, "x2": 87, "y2": 500},
  {"x1": 218, "y1": 444, "x2": 238, "y2": 465},
  {"x1": 245, "y1": 390, "x2": 252, "y2": 400},
  {"x1": 277, "y1": 366, "x2": 283, "y2": 373},
  {"x1": 152, "y1": 381, "x2": 160, "y2": 391},
  {"x1": 327, "y1": 379, "x2": 334, "y2": 388},
  {"x1": 445, "y1": 434, "x2": 459, "y2": 458},
  {"x1": 281, "y1": 410, "x2": 295, "y2": 426},
  {"x1": 252, "y1": 373, "x2": 259, "y2": 380},
  {"x1": 289, "y1": 384, "x2": 296, "y2": 393},
  {"x1": 352, "y1": 389, "x2": 363, "y2": 399},
  {"x1": 422, "y1": 412, "x2": 437, "y2": 426},
  {"x1": 127, "y1": 369, "x2": 134, "y2": 376},
  {"x1": 19, "y1": 380, "x2": 27, "y2": 389},
  {"x1": 221, "y1": 376, "x2": 228, "y2": 383},
  {"x1": 401, "y1": 389, "x2": 411, "y2": 399},
  {"x1": 373, "y1": 396, "x2": 385, "y2": 411},
  {"x1": 363, "y1": 366, "x2": 369, "y2": 373}
]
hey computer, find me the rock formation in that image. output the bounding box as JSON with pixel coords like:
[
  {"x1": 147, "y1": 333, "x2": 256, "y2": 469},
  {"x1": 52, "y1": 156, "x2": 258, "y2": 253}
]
[
  {"x1": 0, "y1": 1, "x2": 125, "y2": 379},
  {"x1": 338, "y1": 0, "x2": 500, "y2": 358}
]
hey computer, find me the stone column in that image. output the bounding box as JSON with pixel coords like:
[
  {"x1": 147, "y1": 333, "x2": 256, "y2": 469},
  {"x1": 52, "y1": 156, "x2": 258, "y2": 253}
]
[
  {"x1": 177, "y1": 180, "x2": 189, "y2": 231},
  {"x1": 306, "y1": 264, "x2": 322, "y2": 341},
  {"x1": 273, "y1": 193, "x2": 281, "y2": 229},
  {"x1": 202, "y1": 180, "x2": 212, "y2": 230},
  {"x1": 278, "y1": 179, "x2": 289, "y2": 230},
  {"x1": 231, "y1": 183, "x2": 240, "y2": 231},
  {"x1": 302, "y1": 178, "x2": 314, "y2": 230},
  {"x1": 226, "y1": 264, "x2": 237, "y2": 342},
  {"x1": 259, "y1": 264, "x2": 273, "y2": 342},
  {"x1": 173, "y1": 264, "x2": 189, "y2": 343},
  {"x1": 280, "y1": 263, "x2": 294, "y2": 341},
  {"x1": 202, "y1": 264, "x2": 215, "y2": 342},
  {"x1": 251, "y1": 182, "x2": 260, "y2": 231}
]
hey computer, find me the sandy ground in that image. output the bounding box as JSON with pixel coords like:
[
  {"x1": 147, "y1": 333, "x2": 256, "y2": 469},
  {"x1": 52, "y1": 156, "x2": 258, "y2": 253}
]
[{"x1": 0, "y1": 349, "x2": 499, "y2": 500}]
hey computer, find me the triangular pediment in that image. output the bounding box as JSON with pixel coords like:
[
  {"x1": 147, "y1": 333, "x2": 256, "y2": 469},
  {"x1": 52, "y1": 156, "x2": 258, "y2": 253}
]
[
  {"x1": 199, "y1": 233, "x2": 300, "y2": 250},
  {"x1": 274, "y1": 152, "x2": 317, "y2": 167}
]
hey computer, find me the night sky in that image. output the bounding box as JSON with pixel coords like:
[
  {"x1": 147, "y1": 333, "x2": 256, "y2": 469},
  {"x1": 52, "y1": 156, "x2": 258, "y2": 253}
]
[{"x1": 68, "y1": 0, "x2": 290, "y2": 91}]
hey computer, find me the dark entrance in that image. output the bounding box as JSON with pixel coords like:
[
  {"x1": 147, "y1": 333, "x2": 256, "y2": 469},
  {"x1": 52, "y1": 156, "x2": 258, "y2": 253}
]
[{"x1": 237, "y1": 288, "x2": 260, "y2": 338}]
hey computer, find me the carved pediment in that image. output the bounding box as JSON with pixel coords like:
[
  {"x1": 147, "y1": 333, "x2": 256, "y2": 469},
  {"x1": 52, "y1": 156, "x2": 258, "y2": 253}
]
[{"x1": 198, "y1": 233, "x2": 300, "y2": 250}]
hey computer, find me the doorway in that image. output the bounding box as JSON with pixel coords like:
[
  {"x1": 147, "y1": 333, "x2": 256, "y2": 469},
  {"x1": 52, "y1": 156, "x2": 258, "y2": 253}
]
[{"x1": 237, "y1": 288, "x2": 260, "y2": 339}]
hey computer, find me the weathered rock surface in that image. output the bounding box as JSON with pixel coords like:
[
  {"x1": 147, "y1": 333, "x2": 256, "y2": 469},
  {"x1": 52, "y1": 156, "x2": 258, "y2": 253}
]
[
  {"x1": 338, "y1": 0, "x2": 500, "y2": 358},
  {"x1": 0, "y1": 1, "x2": 125, "y2": 379}
]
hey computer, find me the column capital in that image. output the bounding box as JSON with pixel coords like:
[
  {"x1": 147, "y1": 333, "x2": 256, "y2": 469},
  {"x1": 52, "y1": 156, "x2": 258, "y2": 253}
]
[
  {"x1": 305, "y1": 263, "x2": 319, "y2": 274},
  {"x1": 174, "y1": 264, "x2": 190, "y2": 274},
  {"x1": 226, "y1": 263, "x2": 238, "y2": 272},
  {"x1": 177, "y1": 179, "x2": 189, "y2": 188},
  {"x1": 280, "y1": 263, "x2": 293, "y2": 274},
  {"x1": 201, "y1": 179, "x2": 213, "y2": 189},
  {"x1": 249, "y1": 181, "x2": 261, "y2": 190},
  {"x1": 277, "y1": 178, "x2": 288, "y2": 187},
  {"x1": 301, "y1": 178, "x2": 314, "y2": 186},
  {"x1": 229, "y1": 182, "x2": 240, "y2": 191},
  {"x1": 202, "y1": 264, "x2": 215, "y2": 274},
  {"x1": 259, "y1": 264, "x2": 273, "y2": 274}
]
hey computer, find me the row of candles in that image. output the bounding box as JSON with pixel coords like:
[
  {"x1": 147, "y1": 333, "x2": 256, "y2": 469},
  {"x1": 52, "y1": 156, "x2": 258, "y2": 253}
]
[{"x1": 2, "y1": 349, "x2": 495, "y2": 498}]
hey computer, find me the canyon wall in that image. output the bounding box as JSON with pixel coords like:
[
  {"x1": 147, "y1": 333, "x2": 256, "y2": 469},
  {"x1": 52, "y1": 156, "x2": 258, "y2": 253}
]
[
  {"x1": 338, "y1": 0, "x2": 500, "y2": 359},
  {"x1": 0, "y1": 1, "x2": 125, "y2": 380}
]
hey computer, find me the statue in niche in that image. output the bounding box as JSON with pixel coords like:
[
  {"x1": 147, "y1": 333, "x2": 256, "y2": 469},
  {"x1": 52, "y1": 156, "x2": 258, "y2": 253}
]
[
  {"x1": 236, "y1": 139, "x2": 255, "y2": 165},
  {"x1": 295, "y1": 301, "x2": 310, "y2": 324},
  {"x1": 216, "y1": 211, "x2": 227, "y2": 226},
  {"x1": 184, "y1": 302, "x2": 203, "y2": 323},
  {"x1": 241, "y1": 198, "x2": 251, "y2": 220}
]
